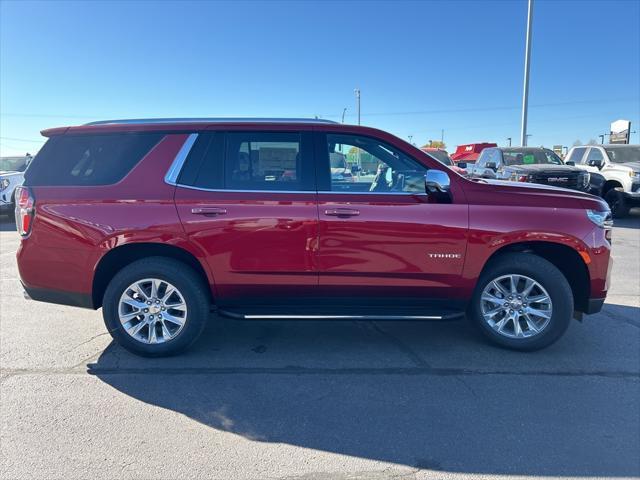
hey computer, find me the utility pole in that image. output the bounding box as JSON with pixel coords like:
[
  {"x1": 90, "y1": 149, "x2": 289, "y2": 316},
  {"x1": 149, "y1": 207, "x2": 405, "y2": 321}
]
[
  {"x1": 520, "y1": 0, "x2": 533, "y2": 146},
  {"x1": 341, "y1": 108, "x2": 347, "y2": 124},
  {"x1": 354, "y1": 88, "x2": 361, "y2": 125},
  {"x1": 441, "y1": 129, "x2": 444, "y2": 144},
  {"x1": 507, "y1": 137, "x2": 512, "y2": 147},
  {"x1": 599, "y1": 134, "x2": 605, "y2": 144}
]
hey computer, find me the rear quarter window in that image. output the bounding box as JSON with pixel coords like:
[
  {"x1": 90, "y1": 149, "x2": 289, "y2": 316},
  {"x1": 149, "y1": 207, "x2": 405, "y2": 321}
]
[{"x1": 25, "y1": 133, "x2": 163, "y2": 186}]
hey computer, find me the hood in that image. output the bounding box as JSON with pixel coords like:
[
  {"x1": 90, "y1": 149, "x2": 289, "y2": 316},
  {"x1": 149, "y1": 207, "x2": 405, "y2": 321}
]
[
  {"x1": 503, "y1": 164, "x2": 582, "y2": 172},
  {"x1": 618, "y1": 160, "x2": 640, "y2": 172},
  {"x1": 467, "y1": 178, "x2": 607, "y2": 211}
]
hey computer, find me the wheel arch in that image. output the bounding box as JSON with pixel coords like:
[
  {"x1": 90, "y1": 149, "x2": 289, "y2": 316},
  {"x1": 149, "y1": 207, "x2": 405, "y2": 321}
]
[
  {"x1": 478, "y1": 241, "x2": 590, "y2": 313},
  {"x1": 92, "y1": 242, "x2": 214, "y2": 309},
  {"x1": 602, "y1": 179, "x2": 623, "y2": 196}
]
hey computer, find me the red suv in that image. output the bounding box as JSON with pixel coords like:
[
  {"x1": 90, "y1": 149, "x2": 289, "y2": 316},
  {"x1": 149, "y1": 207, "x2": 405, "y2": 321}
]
[{"x1": 15, "y1": 118, "x2": 612, "y2": 356}]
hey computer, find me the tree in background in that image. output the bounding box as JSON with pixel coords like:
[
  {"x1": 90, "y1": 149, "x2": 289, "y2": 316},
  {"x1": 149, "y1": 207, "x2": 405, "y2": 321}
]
[
  {"x1": 572, "y1": 139, "x2": 583, "y2": 146},
  {"x1": 421, "y1": 140, "x2": 446, "y2": 149},
  {"x1": 587, "y1": 139, "x2": 598, "y2": 145}
]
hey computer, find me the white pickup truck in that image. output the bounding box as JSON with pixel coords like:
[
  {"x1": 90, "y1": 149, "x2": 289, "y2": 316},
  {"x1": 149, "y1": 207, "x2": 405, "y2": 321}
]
[
  {"x1": 565, "y1": 144, "x2": 640, "y2": 218},
  {"x1": 0, "y1": 155, "x2": 31, "y2": 218}
]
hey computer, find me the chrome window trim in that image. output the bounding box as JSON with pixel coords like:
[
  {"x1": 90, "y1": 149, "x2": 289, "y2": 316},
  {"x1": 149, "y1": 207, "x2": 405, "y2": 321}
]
[
  {"x1": 164, "y1": 133, "x2": 199, "y2": 185},
  {"x1": 318, "y1": 190, "x2": 427, "y2": 196},
  {"x1": 170, "y1": 182, "x2": 426, "y2": 196}
]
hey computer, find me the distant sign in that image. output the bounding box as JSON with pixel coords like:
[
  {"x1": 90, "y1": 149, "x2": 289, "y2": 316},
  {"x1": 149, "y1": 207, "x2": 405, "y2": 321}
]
[
  {"x1": 610, "y1": 119, "x2": 631, "y2": 144},
  {"x1": 553, "y1": 145, "x2": 563, "y2": 156}
]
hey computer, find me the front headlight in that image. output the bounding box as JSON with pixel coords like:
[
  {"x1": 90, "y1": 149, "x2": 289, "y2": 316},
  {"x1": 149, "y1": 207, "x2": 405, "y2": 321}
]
[
  {"x1": 629, "y1": 171, "x2": 640, "y2": 180},
  {"x1": 586, "y1": 209, "x2": 613, "y2": 228},
  {"x1": 580, "y1": 172, "x2": 591, "y2": 188},
  {"x1": 0, "y1": 179, "x2": 9, "y2": 191}
]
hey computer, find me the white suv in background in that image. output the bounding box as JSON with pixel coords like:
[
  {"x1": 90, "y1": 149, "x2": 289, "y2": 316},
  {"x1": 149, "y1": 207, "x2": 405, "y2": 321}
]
[
  {"x1": 0, "y1": 155, "x2": 32, "y2": 218},
  {"x1": 565, "y1": 144, "x2": 640, "y2": 218}
]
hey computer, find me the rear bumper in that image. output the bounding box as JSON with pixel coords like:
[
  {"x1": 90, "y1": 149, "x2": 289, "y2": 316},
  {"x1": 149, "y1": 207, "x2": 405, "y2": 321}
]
[{"x1": 22, "y1": 284, "x2": 94, "y2": 309}]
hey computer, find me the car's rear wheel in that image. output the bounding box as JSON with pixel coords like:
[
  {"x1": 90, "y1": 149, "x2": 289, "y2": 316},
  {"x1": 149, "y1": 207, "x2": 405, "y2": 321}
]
[
  {"x1": 605, "y1": 189, "x2": 630, "y2": 218},
  {"x1": 469, "y1": 253, "x2": 573, "y2": 351},
  {"x1": 103, "y1": 257, "x2": 210, "y2": 357}
]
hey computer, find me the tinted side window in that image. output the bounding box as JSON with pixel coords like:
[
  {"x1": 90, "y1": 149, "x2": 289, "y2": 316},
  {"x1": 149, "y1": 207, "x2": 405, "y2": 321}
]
[
  {"x1": 177, "y1": 132, "x2": 224, "y2": 189},
  {"x1": 479, "y1": 149, "x2": 501, "y2": 167},
  {"x1": 324, "y1": 134, "x2": 427, "y2": 193},
  {"x1": 225, "y1": 132, "x2": 310, "y2": 191},
  {"x1": 567, "y1": 147, "x2": 587, "y2": 164},
  {"x1": 586, "y1": 148, "x2": 604, "y2": 162},
  {"x1": 25, "y1": 133, "x2": 163, "y2": 186}
]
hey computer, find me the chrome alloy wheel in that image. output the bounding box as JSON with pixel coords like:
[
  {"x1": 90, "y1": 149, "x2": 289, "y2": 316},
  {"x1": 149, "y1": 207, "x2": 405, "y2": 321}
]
[
  {"x1": 480, "y1": 274, "x2": 553, "y2": 339},
  {"x1": 118, "y1": 278, "x2": 187, "y2": 344}
]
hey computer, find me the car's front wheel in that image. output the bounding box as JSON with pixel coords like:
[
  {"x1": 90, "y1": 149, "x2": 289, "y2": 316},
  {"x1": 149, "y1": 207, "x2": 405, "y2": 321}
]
[
  {"x1": 605, "y1": 189, "x2": 630, "y2": 218},
  {"x1": 469, "y1": 253, "x2": 573, "y2": 351},
  {"x1": 102, "y1": 257, "x2": 210, "y2": 357}
]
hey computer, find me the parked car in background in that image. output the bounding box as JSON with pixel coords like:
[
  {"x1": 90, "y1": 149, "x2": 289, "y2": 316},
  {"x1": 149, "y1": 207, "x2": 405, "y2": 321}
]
[
  {"x1": 565, "y1": 144, "x2": 640, "y2": 217},
  {"x1": 16, "y1": 118, "x2": 612, "y2": 356},
  {"x1": 421, "y1": 147, "x2": 466, "y2": 175},
  {"x1": 466, "y1": 147, "x2": 604, "y2": 195},
  {"x1": 0, "y1": 155, "x2": 32, "y2": 218},
  {"x1": 450, "y1": 142, "x2": 497, "y2": 167}
]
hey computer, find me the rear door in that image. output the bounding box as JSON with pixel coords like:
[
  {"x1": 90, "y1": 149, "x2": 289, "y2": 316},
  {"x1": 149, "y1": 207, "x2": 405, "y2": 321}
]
[
  {"x1": 315, "y1": 131, "x2": 468, "y2": 303},
  {"x1": 173, "y1": 129, "x2": 319, "y2": 304}
]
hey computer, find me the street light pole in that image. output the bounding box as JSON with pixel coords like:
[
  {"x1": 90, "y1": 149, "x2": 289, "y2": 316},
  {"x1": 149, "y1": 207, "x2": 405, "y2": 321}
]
[
  {"x1": 507, "y1": 137, "x2": 512, "y2": 147},
  {"x1": 354, "y1": 88, "x2": 361, "y2": 126},
  {"x1": 520, "y1": 0, "x2": 534, "y2": 146},
  {"x1": 599, "y1": 134, "x2": 605, "y2": 144},
  {"x1": 341, "y1": 108, "x2": 347, "y2": 124}
]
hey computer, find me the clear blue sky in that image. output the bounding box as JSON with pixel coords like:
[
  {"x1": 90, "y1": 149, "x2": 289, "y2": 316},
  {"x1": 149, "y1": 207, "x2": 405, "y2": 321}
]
[{"x1": 1, "y1": 0, "x2": 639, "y2": 156}]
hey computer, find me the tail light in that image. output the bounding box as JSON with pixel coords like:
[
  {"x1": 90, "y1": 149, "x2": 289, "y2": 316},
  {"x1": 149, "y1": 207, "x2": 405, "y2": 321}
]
[{"x1": 15, "y1": 186, "x2": 35, "y2": 237}]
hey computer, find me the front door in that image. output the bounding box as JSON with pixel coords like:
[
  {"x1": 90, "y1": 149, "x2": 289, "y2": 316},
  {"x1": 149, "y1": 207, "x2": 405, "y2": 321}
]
[
  {"x1": 174, "y1": 130, "x2": 319, "y2": 303},
  {"x1": 315, "y1": 132, "x2": 468, "y2": 303}
]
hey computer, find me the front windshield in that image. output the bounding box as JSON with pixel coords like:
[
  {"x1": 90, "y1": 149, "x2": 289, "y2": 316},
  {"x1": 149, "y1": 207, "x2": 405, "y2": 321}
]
[
  {"x1": 503, "y1": 150, "x2": 560, "y2": 166},
  {"x1": 604, "y1": 146, "x2": 640, "y2": 164},
  {"x1": 0, "y1": 156, "x2": 30, "y2": 172},
  {"x1": 427, "y1": 150, "x2": 453, "y2": 166}
]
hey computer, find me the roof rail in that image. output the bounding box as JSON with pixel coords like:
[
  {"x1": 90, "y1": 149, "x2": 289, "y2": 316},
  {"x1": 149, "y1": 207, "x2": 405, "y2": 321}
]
[{"x1": 83, "y1": 117, "x2": 339, "y2": 126}]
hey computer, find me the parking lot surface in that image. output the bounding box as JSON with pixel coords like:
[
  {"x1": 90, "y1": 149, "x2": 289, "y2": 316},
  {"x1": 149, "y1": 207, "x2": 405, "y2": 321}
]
[{"x1": 1, "y1": 213, "x2": 639, "y2": 480}]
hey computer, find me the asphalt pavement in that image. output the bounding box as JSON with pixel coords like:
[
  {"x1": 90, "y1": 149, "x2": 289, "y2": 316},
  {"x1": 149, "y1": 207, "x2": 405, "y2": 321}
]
[{"x1": 1, "y1": 212, "x2": 639, "y2": 480}]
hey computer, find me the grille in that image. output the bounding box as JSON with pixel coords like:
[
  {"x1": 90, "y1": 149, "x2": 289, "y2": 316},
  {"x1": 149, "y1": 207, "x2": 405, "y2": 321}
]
[{"x1": 530, "y1": 171, "x2": 582, "y2": 190}]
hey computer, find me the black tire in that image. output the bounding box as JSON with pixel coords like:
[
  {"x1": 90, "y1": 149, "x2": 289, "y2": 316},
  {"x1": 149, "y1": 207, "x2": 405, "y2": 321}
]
[
  {"x1": 102, "y1": 257, "x2": 210, "y2": 357},
  {"x1": 605, "y1": 189, "x2": 630, "y2": 218},
  {"x1": 468, "y1": 253, "x2": 573, "y2": 351}
]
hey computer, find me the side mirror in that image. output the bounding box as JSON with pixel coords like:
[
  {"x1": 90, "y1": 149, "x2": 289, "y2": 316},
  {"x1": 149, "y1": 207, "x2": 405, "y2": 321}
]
[
  {"x1": 457, "y1": 162, "x2": 467, "y2": 169},
  {"x1": 425, "y1": 170, "x2": 451, "y2": 194},
  {"x1": 588, "y1": 159, "x2": 603, "y2": 169},
  {"x1": 565, "y1": 160, "x2": 575, "y2": 166},
  {"x1": 485, "y1": 161, "x2": 497, "y2": 171}
]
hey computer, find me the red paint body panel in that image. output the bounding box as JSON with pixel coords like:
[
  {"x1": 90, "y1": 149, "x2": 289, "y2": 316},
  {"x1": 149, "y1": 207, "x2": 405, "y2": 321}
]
[
  {"x1": 17, "y1": 120, "x2": 612, "y2": 314},
  {"x1": 17, "y1": 134, "x2": 214, "y2": 295},
  {"x1": 174, "y1": 188, "x2": 319, "y2": 300},
  {"x1": 317, "y1": 194, "x2": 468, "y2": 298}
]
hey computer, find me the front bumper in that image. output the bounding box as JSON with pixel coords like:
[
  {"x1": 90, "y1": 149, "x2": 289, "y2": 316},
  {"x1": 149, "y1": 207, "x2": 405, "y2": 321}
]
[{"x1": 622, "y1": 189, "x2": 640, "y2": 206}]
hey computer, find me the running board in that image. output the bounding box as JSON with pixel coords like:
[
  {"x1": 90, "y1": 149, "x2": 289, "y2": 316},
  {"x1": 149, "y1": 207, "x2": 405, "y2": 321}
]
[{"x1": 218, "y1": 310, "x2": 464, "y2": 321}]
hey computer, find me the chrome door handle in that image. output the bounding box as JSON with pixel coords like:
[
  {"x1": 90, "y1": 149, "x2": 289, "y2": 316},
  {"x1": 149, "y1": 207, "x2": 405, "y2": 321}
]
[
  {"x1": 324, "y1": 208, "x2": 360, "y2": 217},
  {"x1": 191, "y1": 207, "x2": 227, "y2": 216}
]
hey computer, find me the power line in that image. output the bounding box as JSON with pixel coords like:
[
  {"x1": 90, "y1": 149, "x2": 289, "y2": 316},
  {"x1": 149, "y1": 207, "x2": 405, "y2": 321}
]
[
  {"x1": 1, "y1": 97, "x2": 636, "y2": 121},
  {"x1": 0, "y1": 136, "x2": 44, "y2": 143}
]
